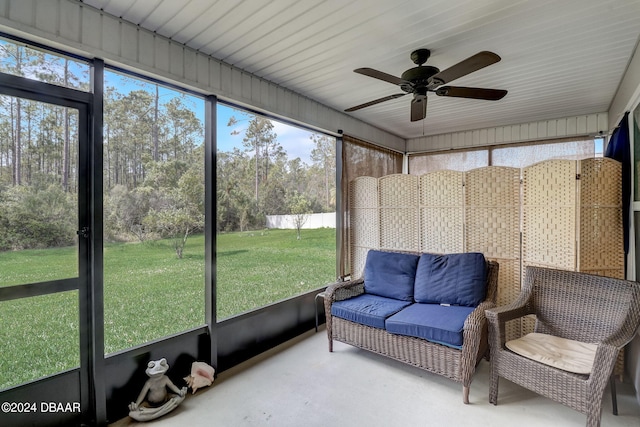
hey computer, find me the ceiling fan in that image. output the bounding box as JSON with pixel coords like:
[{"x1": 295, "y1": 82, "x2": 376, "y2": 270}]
[{"x1": 345, "y1": 49, "x2": 507, "y2": 122}]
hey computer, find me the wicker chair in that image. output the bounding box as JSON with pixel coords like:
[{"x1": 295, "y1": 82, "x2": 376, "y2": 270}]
[{"x1": 485, "y1": 266, "x2": 640, "y2": 427}]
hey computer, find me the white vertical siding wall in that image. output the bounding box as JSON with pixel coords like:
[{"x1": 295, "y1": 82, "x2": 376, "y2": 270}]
[
  {"x1": 406, "y1": 113, "x2": 609, "y2": 152},
  {"x1": 0, "y1": 0, "x2": 405, "y2": 151}
]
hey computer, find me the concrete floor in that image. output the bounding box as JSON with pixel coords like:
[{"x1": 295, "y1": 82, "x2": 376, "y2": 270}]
[{"x1": 111, "y1": 328, "x2": 640, "y2": 427}]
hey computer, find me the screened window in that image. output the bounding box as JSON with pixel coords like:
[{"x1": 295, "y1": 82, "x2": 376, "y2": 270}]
[
  {"x1": 340, "y1": 135, "x2": 403, "y2": 278},
  {"x1": 0, "y1": 94, "x2": 81, "y2": 389},
  {"x1": 0, "y1": 97, "x2": 79, "y2": 283},
  {"x1": 0, "y1": 292, "x2": 79, "y2": 389},
  {"x1": 408, "y1": 149, "x2": 488, "y2": 175},
  {"x1": 103, "y1": 70, "x2": 205, "y2": 353},
  {"x1": 216, "y1": 105, "x2": 337, "y2": 319},
  {"x1": 493, "y1": 138, "x2": 600, "y2": 168},
  {"x1": 408, "y1": 137, "x2": 601, "y2": 175},
  {"x1": 0, "y1": 37, "x2": 90, "y2": 91}
]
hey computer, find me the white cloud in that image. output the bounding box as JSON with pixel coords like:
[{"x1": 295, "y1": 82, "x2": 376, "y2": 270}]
[{"x1": 271, "y1": 121, "x2": 316, "y2": 164}]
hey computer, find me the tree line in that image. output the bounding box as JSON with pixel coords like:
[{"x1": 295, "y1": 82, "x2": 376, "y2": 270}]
[
  {"x1": 0, "y1": 41, "x2": 336, "y2": 256},
  {"x1": 217, "y1": 115, "x2": 335, "y2": 232}
]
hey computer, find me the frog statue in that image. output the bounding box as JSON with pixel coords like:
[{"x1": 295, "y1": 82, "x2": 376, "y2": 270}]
[{"x1": 128, "y1": 358, "x2": 187, "y2": 422}]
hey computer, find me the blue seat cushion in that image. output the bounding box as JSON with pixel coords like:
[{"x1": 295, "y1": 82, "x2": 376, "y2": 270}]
[
  {"x1": 414, "y1": 252, "x2": 487, "y2": 307},
  {"x1": 385, "y1": 303, "x2": 475, "y2": 349},
  {"x1": 364, "y1": 250, "x2": 420, "y2": 301},
  {"x1": 331, "y1": 294, "x2": 412, "y2": 329}
]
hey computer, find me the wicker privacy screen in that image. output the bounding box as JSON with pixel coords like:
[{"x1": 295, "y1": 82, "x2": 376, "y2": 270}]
[{"x1": 349, "y1": 158, "x2": 623, "y2": 345}]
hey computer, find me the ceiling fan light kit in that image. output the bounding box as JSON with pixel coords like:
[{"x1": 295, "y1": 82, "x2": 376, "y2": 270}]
[{"x1": 346, "y1": 48, "x2": 508, "y2": 121}]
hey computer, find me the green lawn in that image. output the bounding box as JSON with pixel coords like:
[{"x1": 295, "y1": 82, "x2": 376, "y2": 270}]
[{"x1": 0, "y1": 228, "x2": 336, "y2": 390}]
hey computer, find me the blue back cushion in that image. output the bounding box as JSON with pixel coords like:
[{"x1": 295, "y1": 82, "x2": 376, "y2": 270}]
[
  {"x1": 414, "y1": 252, "x2": 487, "y2": 307},
  {"x1": 364, "y1": 250, "x2": 419, "y2": 301}
]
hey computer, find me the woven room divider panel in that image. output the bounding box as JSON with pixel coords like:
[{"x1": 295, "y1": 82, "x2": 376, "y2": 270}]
[
  {"x1": 465, "y1": 167, "x2": 522, "y2": 341},
  {"x1": 420, "y1": 170, "x2": 464, "y2": 254},
  {"x1": 522, "y1": 159, "x2": 577, "y2": 272},
  {"x1": 522, "y1": 159, "x2": 578, "y2": 335},
  {"x1": 578, "y1": 158, "x2": 624, "y2": 279},
  {"x1": 350, "y1": 176, "x2": 380, "y2": 280},
  {"x1": 379, "y1": 174, "x2": 420, "y2": 252}
]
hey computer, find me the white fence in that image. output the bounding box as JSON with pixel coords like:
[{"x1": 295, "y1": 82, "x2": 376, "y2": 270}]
[{"x1": 266, "y1": 212, "x2": 336, "y2": 229}]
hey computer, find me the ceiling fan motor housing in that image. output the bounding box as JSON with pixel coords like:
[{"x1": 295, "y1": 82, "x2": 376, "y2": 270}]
[{"x1": 400, "y1": 66, "x2": 440, "y2": 93}]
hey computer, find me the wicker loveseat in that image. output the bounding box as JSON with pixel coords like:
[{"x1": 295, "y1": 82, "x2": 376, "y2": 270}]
[{"x1": 324, "y1": 249, "x2": 499, "y2": 403}]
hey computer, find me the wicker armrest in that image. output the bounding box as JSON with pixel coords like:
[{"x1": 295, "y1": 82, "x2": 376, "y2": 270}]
[
  {"x1": 594, "y1": 341, "x2": 620, "y2": 365},
  {"x1": 465, "y1": 301, "x2": 495, "y2": 331},
  {"x1": 324, "y1": 278, "x2": 365, "y2": 303},
  {"x1": 485, "y1": 302, "x2": 532, "y2": 326},
  {"x1": 587, "y1": 342, "x2": 622, "y2": 390},
  {"x1": 601, "y1": 309, "x2": 640, "y2": 350},
  {"x1": 464, "y1": 301, "x2": 494, "y2": 344},
  {"x1": 461, "y1": 301, "x2": 494, "y2": 360},
  {"x1": 485, "y1": 303, "x2": 533, "y2": 348},
  {"x1": 324, "y1": 278, "x2": 365, "y2": 353}
]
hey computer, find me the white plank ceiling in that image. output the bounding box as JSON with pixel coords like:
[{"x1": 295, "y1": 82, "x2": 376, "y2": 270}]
[{"x1": 81, "y1": 0, "x2": 640, "y2": 139}]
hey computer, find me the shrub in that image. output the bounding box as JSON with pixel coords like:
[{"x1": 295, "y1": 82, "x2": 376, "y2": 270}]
[{"x1": 0, "y1": 184, "x2": 76, "y2": 250}]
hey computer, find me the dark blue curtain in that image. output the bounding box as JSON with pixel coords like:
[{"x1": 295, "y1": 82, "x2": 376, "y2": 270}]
[{"x1": 605, "y1": 111, "x2": 630, "y2": 254}]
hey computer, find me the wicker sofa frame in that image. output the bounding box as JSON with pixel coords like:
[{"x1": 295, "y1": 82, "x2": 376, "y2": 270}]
[
  {"x1": 485, "y1": 266, "x2": 640, "y2": 427},
  {"x1": 324, "y1": 259, "x2": 499, "y2": 404}
]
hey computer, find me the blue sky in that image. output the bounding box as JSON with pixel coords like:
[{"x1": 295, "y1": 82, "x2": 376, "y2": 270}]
[{"x1": 216, "y1": 104, "x2": 319, "y2": 164}]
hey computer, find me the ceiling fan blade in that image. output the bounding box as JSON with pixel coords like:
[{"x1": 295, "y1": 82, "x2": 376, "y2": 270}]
[
  {"x1": 354, "y1": 68, "x2": 408, "y2": 86},
  {"x1": 410, "y1": 95, "x2": 427, "y2": 122},
  {"x1": 429, "y1": 51, "x2": 501, "y2": 86},
  {"x1": 435, "y1": 86, "x2": 507, "y2": 100},
  {"x1": 345, "y1": 93, "x2": 406, "y2": 112}
]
